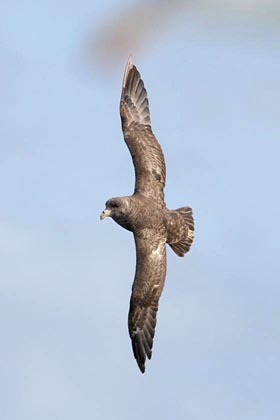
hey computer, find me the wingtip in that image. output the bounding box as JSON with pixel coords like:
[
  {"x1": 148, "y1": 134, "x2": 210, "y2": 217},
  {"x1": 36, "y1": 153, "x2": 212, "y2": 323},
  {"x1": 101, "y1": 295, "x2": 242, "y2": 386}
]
[
  {"x1": 138, "y1": 361, "x2": 145, "y2": 374},
  {"x1": 127, "y1": 54, "x2": 133, "y2": 66},
  {"x1": 123, "y1": 55, "x2": 133, "y2": 88}
]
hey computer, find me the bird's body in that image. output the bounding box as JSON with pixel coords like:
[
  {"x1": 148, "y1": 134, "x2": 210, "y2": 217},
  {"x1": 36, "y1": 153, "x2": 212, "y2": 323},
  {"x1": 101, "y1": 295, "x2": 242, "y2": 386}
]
[
  {"x1": 107, "y1": 195, "x2": 164, "y2": 231},
  {"x1": 101, "y1": 57, "x2": 194, "y2": 373}
]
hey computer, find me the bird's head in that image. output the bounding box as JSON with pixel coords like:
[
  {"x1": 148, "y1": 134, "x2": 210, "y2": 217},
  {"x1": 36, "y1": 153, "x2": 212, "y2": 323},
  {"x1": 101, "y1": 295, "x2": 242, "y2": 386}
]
[{"x1": 100, "y1": 197, "x2": 131, "y2": 222}]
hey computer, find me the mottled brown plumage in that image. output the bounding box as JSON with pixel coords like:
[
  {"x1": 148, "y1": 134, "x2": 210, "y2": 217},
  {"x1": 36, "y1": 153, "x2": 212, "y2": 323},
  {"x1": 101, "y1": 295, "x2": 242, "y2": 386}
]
[{"x1": 100, "y1": 57, "x2": 194, "y2": 373}]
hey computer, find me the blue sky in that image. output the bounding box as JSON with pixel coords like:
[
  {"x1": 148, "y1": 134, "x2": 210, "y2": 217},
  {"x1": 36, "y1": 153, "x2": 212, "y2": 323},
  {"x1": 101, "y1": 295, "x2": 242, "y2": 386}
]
[{"x1": 1, "y1": 1, "x2": 280, "y2": 419}]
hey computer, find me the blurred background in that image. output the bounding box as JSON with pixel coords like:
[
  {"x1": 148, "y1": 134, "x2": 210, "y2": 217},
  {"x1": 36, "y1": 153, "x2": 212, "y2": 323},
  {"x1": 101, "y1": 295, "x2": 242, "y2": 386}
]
[{"x1": 1, "y1": 1, "x2": 279, "y2": 419}]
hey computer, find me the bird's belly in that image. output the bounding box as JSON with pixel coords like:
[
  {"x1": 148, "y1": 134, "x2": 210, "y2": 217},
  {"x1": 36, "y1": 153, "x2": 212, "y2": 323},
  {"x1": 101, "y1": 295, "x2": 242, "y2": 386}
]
[{"x1": 133, "y1": 209, "x2": 165, "y2": 231}]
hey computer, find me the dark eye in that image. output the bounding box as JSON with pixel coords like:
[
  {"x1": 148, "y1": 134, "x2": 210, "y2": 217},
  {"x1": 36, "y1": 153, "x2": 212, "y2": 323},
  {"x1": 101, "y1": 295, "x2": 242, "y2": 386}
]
[{"x1": 111, "y1": 202, "x2": 119, "y2": 208}]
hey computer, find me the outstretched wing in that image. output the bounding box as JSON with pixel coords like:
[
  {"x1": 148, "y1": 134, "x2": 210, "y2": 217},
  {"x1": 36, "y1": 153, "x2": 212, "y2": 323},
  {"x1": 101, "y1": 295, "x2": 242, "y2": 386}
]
[
  {"x1": 128, "y1": 229, "x2": 167, "y2": 373},
  {"x1": 120, "y1": 57, "x2": 166, "y2": 205}
]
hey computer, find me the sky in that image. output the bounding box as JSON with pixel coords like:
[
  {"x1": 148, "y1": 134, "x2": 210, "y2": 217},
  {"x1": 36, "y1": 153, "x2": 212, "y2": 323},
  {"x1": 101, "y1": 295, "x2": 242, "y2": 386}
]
[{"x1": 1, "y1": 1, "x2": 280, "y2": 419}]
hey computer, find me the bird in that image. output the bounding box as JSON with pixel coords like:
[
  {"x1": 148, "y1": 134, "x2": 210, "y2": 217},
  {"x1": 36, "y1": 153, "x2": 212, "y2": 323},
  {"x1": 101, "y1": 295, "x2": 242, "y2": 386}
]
[{"x1": 100, "y1": 57, "x2": 194, "y2": 373}]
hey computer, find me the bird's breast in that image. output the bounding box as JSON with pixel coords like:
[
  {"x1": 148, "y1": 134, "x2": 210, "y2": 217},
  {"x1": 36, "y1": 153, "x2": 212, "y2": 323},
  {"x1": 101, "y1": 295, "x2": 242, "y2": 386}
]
[{"x1": 113, "y1": 214, "x2": 134, "y2": 231}]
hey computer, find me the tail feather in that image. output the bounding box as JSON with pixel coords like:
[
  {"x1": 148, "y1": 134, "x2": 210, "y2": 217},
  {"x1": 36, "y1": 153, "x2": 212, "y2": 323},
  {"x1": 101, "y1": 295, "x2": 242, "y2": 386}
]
[{"x1": 169, "y1": 206, "x2": 195, "y2": 257}]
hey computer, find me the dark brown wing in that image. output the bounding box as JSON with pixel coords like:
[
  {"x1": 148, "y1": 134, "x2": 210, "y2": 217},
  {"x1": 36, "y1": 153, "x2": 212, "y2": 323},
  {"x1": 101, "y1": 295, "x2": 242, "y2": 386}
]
[
  {"x1": 128, "y1": 229, "x2": 167, "y2": 373},
  {"x1": 120, "y1": 57, "x2": 166, "y2": 205}
]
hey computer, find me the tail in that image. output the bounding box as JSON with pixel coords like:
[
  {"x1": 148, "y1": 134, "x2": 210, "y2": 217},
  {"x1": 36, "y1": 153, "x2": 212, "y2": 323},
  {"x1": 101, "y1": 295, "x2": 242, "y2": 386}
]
[{"x1": 169, "y1": 207, "x2": 195, "y2": 257}]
